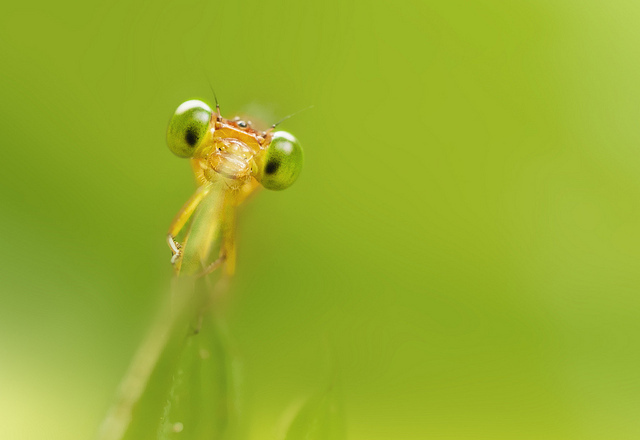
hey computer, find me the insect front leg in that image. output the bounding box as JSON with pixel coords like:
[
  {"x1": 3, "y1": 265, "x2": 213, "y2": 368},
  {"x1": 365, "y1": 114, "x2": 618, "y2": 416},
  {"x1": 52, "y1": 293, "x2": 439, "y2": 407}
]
[{"x1": 166, "y1": 185, "x2": 210, "y2": 267}]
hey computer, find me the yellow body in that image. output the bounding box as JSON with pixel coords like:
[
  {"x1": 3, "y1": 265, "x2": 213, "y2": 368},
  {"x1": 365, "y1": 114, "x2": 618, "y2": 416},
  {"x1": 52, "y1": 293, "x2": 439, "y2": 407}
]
[{"x1": 167, "y1": 113, "x2": 273, "y2": 277}]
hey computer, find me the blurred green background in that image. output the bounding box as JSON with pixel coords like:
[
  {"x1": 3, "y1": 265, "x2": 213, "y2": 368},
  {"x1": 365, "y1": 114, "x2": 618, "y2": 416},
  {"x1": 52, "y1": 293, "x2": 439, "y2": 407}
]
[{"x1": 2, "y1": 1, "x2": 640, "y2": 439}]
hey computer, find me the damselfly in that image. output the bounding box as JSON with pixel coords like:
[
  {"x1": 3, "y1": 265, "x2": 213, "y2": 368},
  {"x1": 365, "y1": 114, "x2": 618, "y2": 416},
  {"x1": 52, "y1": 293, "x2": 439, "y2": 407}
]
[
  {"x1": 98, "y1": 98, "x2": 303, "y2": 440},
  {"x1": 166, "y1": 99, "x2": 303, "y2": 277}
]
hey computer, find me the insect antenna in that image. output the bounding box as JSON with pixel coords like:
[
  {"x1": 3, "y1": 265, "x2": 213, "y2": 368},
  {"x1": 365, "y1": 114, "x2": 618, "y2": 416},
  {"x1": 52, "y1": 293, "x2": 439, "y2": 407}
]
[
  {"x1": 207, "y1": 79, "x2": 222, "y2": 121},
  {"x1": 268, "y1": 105, "x2": 314, "y2": 132}
]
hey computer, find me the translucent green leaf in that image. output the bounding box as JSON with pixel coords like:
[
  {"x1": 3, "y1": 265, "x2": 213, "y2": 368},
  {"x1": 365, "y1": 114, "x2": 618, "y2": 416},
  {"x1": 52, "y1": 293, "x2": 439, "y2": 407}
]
[
  {"x1": 282, "y1": 385, "x2": 346, "y2": 440},
  {"x1": 97, "y1": 278, "x2": 241, "y2": 440},
  {"x1": 158, "y1": 313, "x2": 241, "y2": 440}
]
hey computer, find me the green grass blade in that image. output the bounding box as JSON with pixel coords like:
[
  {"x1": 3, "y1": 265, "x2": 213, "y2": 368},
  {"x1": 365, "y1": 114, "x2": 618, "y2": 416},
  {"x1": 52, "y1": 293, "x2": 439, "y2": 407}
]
[{"x1": 179, "y1": 182, "x2": 224, "y2": 276}]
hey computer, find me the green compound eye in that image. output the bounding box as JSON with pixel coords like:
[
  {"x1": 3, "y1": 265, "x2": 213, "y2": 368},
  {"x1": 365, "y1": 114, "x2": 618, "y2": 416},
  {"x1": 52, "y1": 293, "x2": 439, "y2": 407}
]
[
  {"x1": 167, "y1": 100, "x2": 212, "y2": 158},
  {"x1": 259, "y1": 131, "x2": 303, "y2": 190}
]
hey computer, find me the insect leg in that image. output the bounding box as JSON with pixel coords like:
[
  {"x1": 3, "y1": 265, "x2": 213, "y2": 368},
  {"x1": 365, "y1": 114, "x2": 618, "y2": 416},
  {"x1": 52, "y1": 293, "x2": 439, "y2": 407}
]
[{"x1": 167, "y1": 185, "x2": 211, "y2": 264}]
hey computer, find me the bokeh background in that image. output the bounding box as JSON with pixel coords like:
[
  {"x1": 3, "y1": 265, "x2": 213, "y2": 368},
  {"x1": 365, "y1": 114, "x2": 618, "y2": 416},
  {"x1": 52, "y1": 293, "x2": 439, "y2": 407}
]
[{"x1": 2, "y1": 1, "x2": 640, "y2": 439}]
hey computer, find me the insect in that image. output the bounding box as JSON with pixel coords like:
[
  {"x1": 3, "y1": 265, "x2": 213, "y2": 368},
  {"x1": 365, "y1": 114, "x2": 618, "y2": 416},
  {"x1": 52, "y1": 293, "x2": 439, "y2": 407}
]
[
  {"x1": 97, "y1": 99, "x2": 303, "y2": 440},
  {"x1": 166, "y1": 99, "x2": 303, "y2": 277}
]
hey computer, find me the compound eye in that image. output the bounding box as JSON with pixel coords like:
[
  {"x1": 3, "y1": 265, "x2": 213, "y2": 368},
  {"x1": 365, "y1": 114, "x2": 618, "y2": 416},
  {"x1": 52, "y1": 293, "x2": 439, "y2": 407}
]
[
  {"x1": 259, "y1": 131, "x2": 303, "y2": 190},
  {"x1": 167, "y1": 100, "x2": 212, "y2": 158}
]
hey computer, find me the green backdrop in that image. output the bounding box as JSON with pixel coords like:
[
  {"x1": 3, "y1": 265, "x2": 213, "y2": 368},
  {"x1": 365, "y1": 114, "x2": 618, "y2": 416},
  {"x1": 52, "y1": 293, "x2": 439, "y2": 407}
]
[{"x1": 2, "y1": 1, "x2": 640, "y2": 439}]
